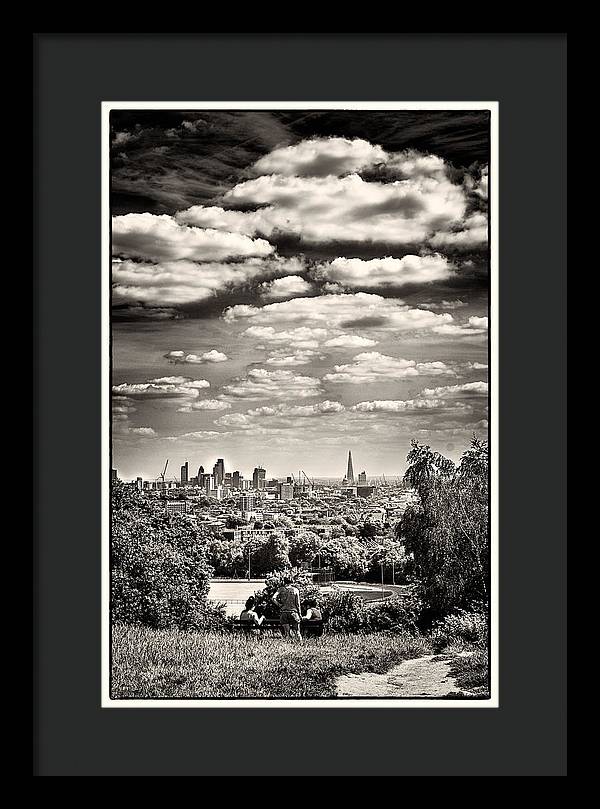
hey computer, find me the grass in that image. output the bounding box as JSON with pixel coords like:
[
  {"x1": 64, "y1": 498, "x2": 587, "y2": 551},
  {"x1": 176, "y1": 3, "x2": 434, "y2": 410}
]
[{"x1": 111, "y1": 624, "x2": 431, "y2": 699}]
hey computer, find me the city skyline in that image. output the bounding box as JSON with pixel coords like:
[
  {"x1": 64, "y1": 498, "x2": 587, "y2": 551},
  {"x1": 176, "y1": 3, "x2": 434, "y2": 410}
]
[{"x1": 111, "y1": 109, "x2": 489, "y2": 480}]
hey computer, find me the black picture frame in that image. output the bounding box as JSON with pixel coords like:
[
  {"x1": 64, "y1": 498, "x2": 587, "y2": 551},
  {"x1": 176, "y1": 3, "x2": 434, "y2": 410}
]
[{"x1": 34, "y1": 32, "x2": 567, "y2": 776}]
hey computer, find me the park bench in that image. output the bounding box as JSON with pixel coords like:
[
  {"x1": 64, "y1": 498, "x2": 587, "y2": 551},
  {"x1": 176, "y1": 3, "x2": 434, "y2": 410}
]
[{"x1": 232, "y1": 617, "x2": 325, "y2": 637}]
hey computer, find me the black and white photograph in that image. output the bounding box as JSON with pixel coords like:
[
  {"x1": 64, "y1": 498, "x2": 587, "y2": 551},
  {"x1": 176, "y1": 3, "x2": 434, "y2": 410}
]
[{"x1": 105, "y1": 102, "x2": 497, "y2": 705}]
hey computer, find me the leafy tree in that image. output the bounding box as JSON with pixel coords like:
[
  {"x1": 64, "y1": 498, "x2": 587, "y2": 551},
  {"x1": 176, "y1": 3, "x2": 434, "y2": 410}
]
[
  {"x1": 397, "y1": 438, "x2": 489, "y2": 617},
  {"x1": 111, "y1": 482, "x2": 213, "y2": 629},
  {"x1": 404, "y1": 439, "x2": 455, "y2": 492},
  {"x1": 288, "y1": 530, "x2": 319, "y2": 568}
]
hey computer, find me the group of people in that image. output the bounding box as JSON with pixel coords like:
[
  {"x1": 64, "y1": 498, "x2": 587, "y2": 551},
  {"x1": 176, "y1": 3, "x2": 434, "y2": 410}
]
[{"x1": 239, "y1": 575, "x2": 322, "y2": 640}]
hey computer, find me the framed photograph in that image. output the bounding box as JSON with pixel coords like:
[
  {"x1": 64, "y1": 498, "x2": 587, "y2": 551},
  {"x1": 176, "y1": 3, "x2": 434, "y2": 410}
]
[{"x1": 35, "y1": 33, "x2": 566, "y2": 776}]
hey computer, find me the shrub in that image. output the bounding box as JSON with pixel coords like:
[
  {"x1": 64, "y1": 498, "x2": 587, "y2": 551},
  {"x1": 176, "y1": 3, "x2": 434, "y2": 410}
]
[
  {"x1": 191, "y1": 601, "x2": 228, "y2": 632},
  {"x1": 430, "y1": 607, "x2": 488, "y2": 652},
  {"x1": 320, "y1": 591, "x2": 367, "y2": 633},
  {"x1": 363, "y1": 593, "x2": 422, "y2": 634},
  {"x1": 111, "y1": 482, "x2": 213, "y2": 630}
]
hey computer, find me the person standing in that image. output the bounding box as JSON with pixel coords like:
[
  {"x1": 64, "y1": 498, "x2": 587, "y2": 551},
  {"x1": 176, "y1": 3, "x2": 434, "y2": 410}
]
[{"x1": 273, "y1": 575, "x2": 302, "y2": 640}]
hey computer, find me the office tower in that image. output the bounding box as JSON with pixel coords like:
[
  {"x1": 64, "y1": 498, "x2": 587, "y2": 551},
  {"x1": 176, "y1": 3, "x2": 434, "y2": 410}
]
[
  {"x1": 346, "y1": 451, "x2": 355, "y2": 484},
  {"x1": 224, "y1": 472, "x2": 233, "y2": 487},
  {"x1": 135, "y1": 477, "x2": 143, "y2": 491},
  {"x1": 213, "y1": 458, "x2": 225, "y2": 486},
  {"x1": 278, "y1": 482, "x2": 294, "y2": 501},
  {"x1": 111, "y1": 468, "x2": 118, "y2": 481},
  {"x1": 180, "y1": 461, "x2": 189, "y2": 485},
  {"x1": 358, "y1": 471, "x2": 367, "y2": 485},
  {"x1": 232, "y1": 470, "x2": 241, "y2": 489},
  {"x1": 252, "y1": 466, "x2": 266, "y2": 490},
  {"x1": 197, "y1": 465, "x2": 204, "y2": 481},
  {"x1": 241, "y1": 494, "x2": 256, "y2": 512}
]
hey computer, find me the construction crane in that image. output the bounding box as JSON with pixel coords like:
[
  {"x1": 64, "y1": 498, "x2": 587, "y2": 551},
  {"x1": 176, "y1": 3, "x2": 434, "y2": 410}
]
[
  {"x1": 157, "y1": 459, "x2": 169, "y2": 498},
  {"x1": 301, "y1": 470, "x2": 314, "y2": 487}
]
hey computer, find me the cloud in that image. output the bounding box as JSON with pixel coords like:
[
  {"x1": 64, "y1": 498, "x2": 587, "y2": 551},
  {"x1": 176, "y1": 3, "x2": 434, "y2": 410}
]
[
  {"x1": 251, "y1": 137, "x2": 386, "y2": 177},
  {"x1": 419, "y1": 381, "x2": 488, "y2": 398},
  {"x1": 112, "y1": 376, "x2": 210, "y2": 399},
  {"x1": 221, "y1": 368, "x2": 322, "y2": 401},
  {"x1": 466, "y1": 361, "x2": 488, "y2": 370},
  {"x1": 112, "y1": 213, "x2": 274, "y2": 262},
  {"x1": 432, "y1": 315, "x2": 488, "y2": 337},
  {"x1": 247, "y1": 401, "x2": 346, "y2": 417},
  {"x1": 419, "y1": 299, "x2": 467, "y2": 311},
  {"x1": 323, "y1": 352, "x2": 456, "y2": 384},
  {"x1": 112, "y1": 255, "x2": 302, "y2": 308},
  {"x1": 128, "y1": 426, "x2": 156, "y2": 436},
  {"x1": 242, "y1": 325, "x2": 330, "y2": 349},
  {"x1": 164, "y1": 349, "x2": 228, "y2": 364},
  {"x1": 323, "y1": 335, "x2": 378, "y2": 348},
  {"x1": 174, "y1": 205, "x2": 268, "y2": 236},
  {"x1": 224, "y1": 172, "x2": 470, "y2": 244},
  {"x1": 264, "y1": 349, "x2": 321, "y2": 366},
  {"x1": 165, "y1": 430, "x2": 225, "y2": 441},
  {"x1": 351, "y1": 398, "x2": 466, "y2": 413},
  {"x1": 314, "y1": 253, "x2": 454, "y2": 289},
  {"x1": 430, "y1": 212, "x2": 488, "y2": 248},
  {"x1": 177, "y1": 398, "x2": 232, "y2": 412},
  {"x1": 260, "y1": 275, "x2": 313, "y2": 300},
  {"x1": 225, "y1": 293, "x2": 453, "y2": 332}
]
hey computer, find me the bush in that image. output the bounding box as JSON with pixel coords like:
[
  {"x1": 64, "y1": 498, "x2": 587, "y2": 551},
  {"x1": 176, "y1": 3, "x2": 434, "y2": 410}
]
[
  {"x1": 111, "y1": 482, "x2": 213, "y2": 630},
  {"x1": 430, "y1": 607, "x2": 488, "y2": 652},
  {"x1": 321, "y1": 591, "x2": 367, "y2": 633},
  {"x1": 191, "y1": 601, "x2": 228, "y2": 632},
  {"x1": 363, "y1": 594, "x2": 422, "y2": 634}
]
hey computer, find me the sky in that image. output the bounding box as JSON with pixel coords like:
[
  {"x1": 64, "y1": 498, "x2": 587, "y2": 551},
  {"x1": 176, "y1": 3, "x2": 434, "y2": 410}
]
[{"x1": 111, "y1": 109, "x2": 490, "y2": 481}]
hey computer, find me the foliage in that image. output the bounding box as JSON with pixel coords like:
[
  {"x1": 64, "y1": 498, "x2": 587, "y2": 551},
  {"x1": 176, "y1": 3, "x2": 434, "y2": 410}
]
[
  {"x1": 288, "y1": 530, "x2": 319, "y2": 567},
  {"x1": 398, "y1": 437, "x2": 489, "y2": 617},
  {"x1": 111, "y1": 482, "x2": 213, "y2": 630},
  {"x1": 430, "y1": 607, "x2": 489, "y2": 652}
]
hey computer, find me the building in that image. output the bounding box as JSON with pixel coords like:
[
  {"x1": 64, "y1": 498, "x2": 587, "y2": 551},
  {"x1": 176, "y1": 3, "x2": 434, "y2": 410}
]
[
  {"x1": 232, "y1": 470, "x2": 242, "y2": 489},
  {"x1": 135, "y1": 476, "x2": 143, "y2": 491},
  {"x1": 213, "y1": 458, "x2": 225, "y2": 486},
  {"x1": 356, "y1": 485, "x2": 374, "y2": 498},
  {"x1": 241, "y1": 494, "x2": 256, "y2": 512},
  {"x1": 252, "y1": 466, "x2": 266, "y2": 490},
  {"x1": 358, "y1": 470, "x2": 367, "y2": 485},
  {"x1": 197, "y1": 465, "x2": 204, "y2": 481},
  {"x1": 180, "y1": 461, "x2": 189, "y2": 485},
  {"x1": 111, "y1": 468, "x2": 118, "y2": 481},
  {"x1": 165, "y1": 500, "x2": 188, "y2": 514},
  {"x1": 343, "y1": 451, "x2": 355, "y2": 485},
  {"x1": 278, "y1": 482, "x2": 294, "y2": 500}
]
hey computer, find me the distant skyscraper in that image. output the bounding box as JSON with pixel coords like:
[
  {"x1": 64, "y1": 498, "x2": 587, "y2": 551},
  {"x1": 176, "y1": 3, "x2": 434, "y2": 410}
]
[
  {"x1": 213, "y1": 458, "x2": 225, "y2": 486},
  {"x1": 197, "y1": 465, "x2": 204, "y2": 480},
  {"x1": 252, "y1": 466, "x2": 266, "y2": 490},
  {"x1": 135, "y1": 476, "x2": 143, "y2": 491},
  {"x1": 358, "y1": 470, "x2": 367, "y2": 485},
  {"x1": 346, "y1": 451, "x2": 355, "y2": 484},
  {"x1": 232, "y1": 471, "x2": 241, "y2": 489},
  {"x1": 180, "y1": 461, "x2": 188, "y2": 485},
  {"x1": 111, "y1": 468, "x2": 118, "y2": 481}
]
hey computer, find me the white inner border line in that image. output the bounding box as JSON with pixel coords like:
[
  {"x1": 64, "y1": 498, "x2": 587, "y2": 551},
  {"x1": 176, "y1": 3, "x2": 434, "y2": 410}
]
[{"x1": 101, "y1": 101, "x2": 499, "y2": 709}]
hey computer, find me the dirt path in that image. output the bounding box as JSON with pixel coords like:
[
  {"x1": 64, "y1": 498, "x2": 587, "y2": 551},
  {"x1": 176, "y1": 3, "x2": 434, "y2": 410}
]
[{"x1": 336, "y1": 653, "x2": 472, "y2": 698}]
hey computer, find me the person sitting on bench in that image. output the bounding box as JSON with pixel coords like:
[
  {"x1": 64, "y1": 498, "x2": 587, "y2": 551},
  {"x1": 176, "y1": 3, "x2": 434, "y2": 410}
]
[
  {"x1": 239, "y1": 597, "x2": 265, "y2": 634},
  {"x1": 302, "y1": 598, "x2": 322, "y2": 623}
]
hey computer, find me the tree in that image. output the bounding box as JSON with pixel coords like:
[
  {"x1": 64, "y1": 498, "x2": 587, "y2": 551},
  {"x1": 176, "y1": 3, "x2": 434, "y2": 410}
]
[
  {"x1": 404, "y1": 439, "x2": 455, "y2": 493},
  {"x1": 397, "y1": 439, "x2": 489, "y2": 617},
  {"x1": 288, "y1": 530, "x2": 319, "y2": 568},
  {"x1": 111, "y1": 483, "x2": 213, "y2": 629}
]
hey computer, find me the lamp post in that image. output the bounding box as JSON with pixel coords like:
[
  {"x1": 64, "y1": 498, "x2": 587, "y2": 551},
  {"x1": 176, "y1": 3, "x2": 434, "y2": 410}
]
[{"x1": 247, "y1": 542, "x2": 252, "y2": 581}]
